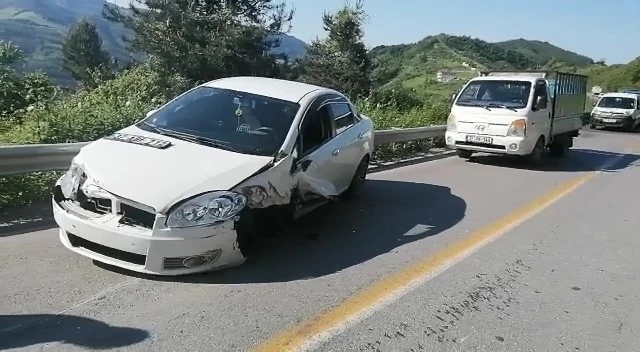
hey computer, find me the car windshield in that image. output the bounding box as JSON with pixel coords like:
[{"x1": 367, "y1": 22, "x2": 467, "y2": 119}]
[
  {"x1": 456, "y1": 80, "x2": 531, "y2": 109},
  {"x1": 138, "y1": 86, "x2": 300, "y2": 156},
  {"x1": 597, "y1": 96, "x2": 636, "y2": 109}
]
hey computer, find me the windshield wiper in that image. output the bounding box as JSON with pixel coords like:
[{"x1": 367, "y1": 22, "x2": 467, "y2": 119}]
[
  {"x1": 141, "y1": 122, "x2": 244, "y2": 153},
  {"x1": 485, "y1": 103, "x2": 518, "y2": 112},
  {"x1": 457, "y1": 102, "x2": 491, "y2": 110}
]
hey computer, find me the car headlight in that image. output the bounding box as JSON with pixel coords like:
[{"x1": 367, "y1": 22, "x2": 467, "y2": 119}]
[
  {"x1": 59, "y1": 160, "x2": 84, "y2": 199},
  {"x1": 447, "y1": 113, "x2": 457, "y2": 131},
  {"x1": 507, "y1": 119, "x2": 526, "y2": 137},
  {"x1": 166, "y1": 191, "x2": 247, "y2": 228},
  {"x1": 624, "y1": 111, "x2": 633, "y2": 116}
]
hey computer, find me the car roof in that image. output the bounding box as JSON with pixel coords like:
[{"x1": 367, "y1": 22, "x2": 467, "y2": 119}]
[
  {"x1": 202, "y1": 76, "x2": 333, "y2": 103},
  {"x1": 600, "y1": 92, "x2": 639, "y2": 99}
]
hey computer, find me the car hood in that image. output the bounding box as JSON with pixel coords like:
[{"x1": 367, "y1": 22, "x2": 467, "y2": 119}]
[
  {"x1": 592, "y1": 107, "x2": 633, "y2": 115},
  {"x1": 74, "y1": 125, "x2": 274, "y2": 213}
]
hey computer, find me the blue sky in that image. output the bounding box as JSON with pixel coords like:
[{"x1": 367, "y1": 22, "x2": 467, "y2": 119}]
[{"x1": 108, "y1": 0, "x2": 637, "y2": 64}]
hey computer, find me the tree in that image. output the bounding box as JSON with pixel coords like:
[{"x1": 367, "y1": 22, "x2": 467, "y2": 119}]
[
  {"x1": 104, "y1": 0, "x2": 294, "y2": 83},
  {"x1": 62, "y1": 18, "x2": 111, "y2": 86},
  {"x1": 0, "y1": 41, "x2": 56, "y2": 129},
  {"x1": 297, "y1": 0, "x2": 372, "y2": 101}
]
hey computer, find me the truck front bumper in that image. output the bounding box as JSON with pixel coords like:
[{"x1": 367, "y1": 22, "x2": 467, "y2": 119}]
[{"x1": 445, "y1": 131, "x2": 533, "y2": 156}]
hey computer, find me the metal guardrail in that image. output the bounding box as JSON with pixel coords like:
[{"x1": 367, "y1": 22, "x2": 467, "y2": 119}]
[{"x1": 0, "y1": 125, "x2": 448, "y2": 176}]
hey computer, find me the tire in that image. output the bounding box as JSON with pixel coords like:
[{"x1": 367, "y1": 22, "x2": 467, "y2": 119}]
[
  {"x1": 589, "y1": 124, "x2": 596, "y2": 129},
  {"x1": 456, "y1": 149, "x2": 473, "y2": 159},
  {"x1": 525, "y1": 137, "x2": 545, "y2": 166},
  {"x1": 548, "y1": 136, "x2": 571, "y2": 158},
  {"x1": 342, "y1": 156, "x2": 369, "y2": 199}
]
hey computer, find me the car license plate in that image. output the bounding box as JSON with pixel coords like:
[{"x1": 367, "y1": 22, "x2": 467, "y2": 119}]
[
  {"x1": 466, "y1": 135, "x2": 493, "y2": 144},
  {"x1": 602, "y1": 118, "x2": 616, "y2": 123}
]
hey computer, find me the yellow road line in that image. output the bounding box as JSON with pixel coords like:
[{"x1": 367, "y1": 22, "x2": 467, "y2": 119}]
[{"x1": 253, "y1": 154, "x2": 622, "y2": 352}]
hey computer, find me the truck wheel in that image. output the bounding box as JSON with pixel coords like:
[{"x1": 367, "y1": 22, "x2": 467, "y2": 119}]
[
  {"x1": 456, "y1": 149, "x2": 473, "y2": 159},
  {"x1": 549, "y1": 136, "x2": 571, "y2": 158},
  {"x1": 525, "y1": 137, "x2": 545, "y2": 166}
]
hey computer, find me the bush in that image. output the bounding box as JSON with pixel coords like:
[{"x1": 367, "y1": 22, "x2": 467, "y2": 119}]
[
  {"x1": 0, "y1": 171, "x2": 63, "y2": 210},
  {"x1": 1, "y1": 63, "x2": 190, "y2": 144}
]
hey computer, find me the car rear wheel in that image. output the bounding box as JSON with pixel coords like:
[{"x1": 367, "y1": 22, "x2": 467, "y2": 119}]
[{"x1": 342, "y1": 156, "x2": 369, "y2": 199}]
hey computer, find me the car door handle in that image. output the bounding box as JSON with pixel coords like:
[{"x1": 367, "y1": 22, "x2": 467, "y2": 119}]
[
  {"x1": 357, "y1": 132, "x2": 365, "y2": 139},
  {"x1": 332, "y1": 149, "x2": 340, "y2": 156},
  {"x1": 300, "y1": 159, "x2": 312, "y2": 171}
]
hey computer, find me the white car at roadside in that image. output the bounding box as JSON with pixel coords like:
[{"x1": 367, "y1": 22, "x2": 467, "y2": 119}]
[{"x1": 52, "y1": 76, "x2": 375, "y2": 276}]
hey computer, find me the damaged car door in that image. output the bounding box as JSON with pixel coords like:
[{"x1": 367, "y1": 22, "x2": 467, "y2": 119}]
[
  {"x1": 322, "y1": 96, "x2": 369, "y2": 192},
  {"x1": 294, "y1": 94, "x2": 348, "y2": 201}
]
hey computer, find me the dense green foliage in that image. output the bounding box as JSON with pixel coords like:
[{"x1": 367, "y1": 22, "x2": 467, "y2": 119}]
[
  {"x1": 298, "y1": 0, "x2": 372, "y2": 101},
  {"x1": 62, "y1": 18, "x2": 113, "y2": 87},
  {"x1": 104, "y1": 0, "x2": 294, "y2": 83}
]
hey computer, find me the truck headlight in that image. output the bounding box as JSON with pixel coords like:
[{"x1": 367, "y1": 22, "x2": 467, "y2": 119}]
[
  {"x1": 447, "y1": 113, "x2": 457, "y2": 131},
  {"x1": 166, "y1": 191, "x2": 247, "y2": 228},
  {"x1": 507, "y1": 119, "x2": 526, "y2": 137}
]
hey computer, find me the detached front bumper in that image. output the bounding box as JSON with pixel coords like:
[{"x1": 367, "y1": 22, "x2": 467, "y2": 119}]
[
  {"x1": 590, "y1": 115, "x2": 633, "y2": 128},
  {"x1": 53, "y1": 191, "x2": 246, "y2": 276},
  {"x1": 445, "y1": 131, "x2": 532, "y2": 156}
]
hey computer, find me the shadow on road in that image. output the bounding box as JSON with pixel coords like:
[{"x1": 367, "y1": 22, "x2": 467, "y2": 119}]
[
  {"x1": 96, "y1": 179, "x2": 467, "y2": 284},
  {"x1": 0, "y1": 202, "x2": 56, "y2": 238},
  {"x1": 0, "y1": 314, "x2": 149, "y2": 350},
  {"x1": 466, "y1": 148, "x2": 640, "y2": 172}
]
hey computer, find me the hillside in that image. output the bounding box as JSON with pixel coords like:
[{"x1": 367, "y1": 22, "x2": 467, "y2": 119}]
[
  {"x1": 0, "y1": 0, "x2": 308, "y2": 86},
  {"x1": 368, "y1": 33, "x2": 603, "y2": 100},
  {"x1": 495, "y1": 38, "x2": 595, "y2": 67},
  {"x1": 580, "y1": 58, "x2": 640, "y2": 91}
]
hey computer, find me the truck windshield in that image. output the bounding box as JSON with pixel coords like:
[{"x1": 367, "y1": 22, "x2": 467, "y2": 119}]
[
  {"x1": 456, "y1": 80, "x2": 531, "y2": 109},
  {"x1": 597, "y1": 96, "x2": 636, "y2": 109},
  {"x1": 137, "y1": 86, "x2": 300, "y2": 157}
]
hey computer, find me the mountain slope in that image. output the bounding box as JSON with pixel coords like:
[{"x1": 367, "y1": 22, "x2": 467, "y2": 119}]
[
  {"x1": 368, "y1": 33, "x2": 601, "y2": 101},
  {"x1": 495, "y1": 38, "x2": 595, "y2": 67},
  {"x1": 0, "y1": 0, "x2": 308, "y2": 86},
  {"x1": 369, "y1": 34, "x2": 540, "y2": 89}
]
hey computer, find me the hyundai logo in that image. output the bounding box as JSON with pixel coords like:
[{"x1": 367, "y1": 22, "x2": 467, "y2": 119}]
[{"x1": 474, "y1": 124, "x2": 487, "y2": 131}]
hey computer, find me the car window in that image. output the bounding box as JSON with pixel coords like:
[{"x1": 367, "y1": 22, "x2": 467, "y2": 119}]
[
  {"x1": 138, "y1": 86, "x2": 299, "y2": 156},
  {"x1": 329, "y1": 103, "x2": 356, "y2": 134},
  {"x1": 299, "y1": 97, "x2": 333, "y2": 156}
]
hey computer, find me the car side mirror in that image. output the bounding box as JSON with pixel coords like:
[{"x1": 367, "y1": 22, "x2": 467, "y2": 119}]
[{"x1": 146, "y1": 109, "x2": 158, "y2": 118}]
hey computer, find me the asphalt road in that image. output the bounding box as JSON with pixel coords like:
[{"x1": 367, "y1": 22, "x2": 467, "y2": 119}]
[{"x1": 1, "y1": 127, "x2": 640, "y2": 352}]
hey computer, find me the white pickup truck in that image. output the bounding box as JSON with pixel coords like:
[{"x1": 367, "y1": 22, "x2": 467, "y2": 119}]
[{"x1": 445, "y1": 70, "x2": 588, "y2": 165}]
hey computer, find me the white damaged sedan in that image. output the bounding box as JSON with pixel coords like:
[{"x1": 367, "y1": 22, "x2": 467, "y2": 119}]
[{"x1": 52, "y1": 76, "x2": 375, "y2": 275}]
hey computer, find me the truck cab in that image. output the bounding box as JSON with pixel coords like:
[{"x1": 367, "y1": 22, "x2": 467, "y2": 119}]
[
  {"x1": 589, "y1": 92, "x2": 640, "y2": 131},
  {"x1": 445, "y1": 70, "x2": 587, "y2": 165}
]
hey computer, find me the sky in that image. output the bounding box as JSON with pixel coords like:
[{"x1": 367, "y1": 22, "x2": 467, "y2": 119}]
[{"x1": 108, "y1": 0, "x2": 637, "y2": 64}]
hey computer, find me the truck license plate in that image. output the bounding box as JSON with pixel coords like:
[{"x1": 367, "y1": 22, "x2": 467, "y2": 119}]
[
  {"x1": 466, "y1": 135, "x2": 493, "y2": 144},
  {"x1": 602, "y1": 118, "x2": 616, "y2": 123}
]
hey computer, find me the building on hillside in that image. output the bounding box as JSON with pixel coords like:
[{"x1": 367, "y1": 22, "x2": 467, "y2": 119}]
[{"x1": 436, "y1": 70, "x2": 456, "y2": 83}]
